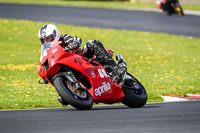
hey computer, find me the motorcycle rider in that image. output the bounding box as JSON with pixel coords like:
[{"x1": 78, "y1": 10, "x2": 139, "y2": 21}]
[
  {"x1": 156, "y1": 0, "x2": 182, "y2": 15},
  {"x1": 39, "y1": 24, "x2": 127, "y2": 105},
  {"x1": 38, "y1": 24, "x2": 127, "y2": 105},
  {"x1": 39, "y1": 24, "x2": 127, "y2": 82},
  {"x1": 164, "y1": 0, "x2": 178, "y2": 14}
]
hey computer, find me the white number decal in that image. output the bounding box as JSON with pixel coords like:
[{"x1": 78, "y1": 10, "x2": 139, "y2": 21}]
[
  {"x1": 40, "y1": 51, "x2": 48, "y2": 62},
  {"x1": 98, "y1": 69, "x2": 108, "y2": 78}
]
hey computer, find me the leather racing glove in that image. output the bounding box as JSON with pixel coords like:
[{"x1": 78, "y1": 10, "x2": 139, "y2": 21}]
[{"x1": 60, "y1": 34, "x2": 82, "y2": 51}]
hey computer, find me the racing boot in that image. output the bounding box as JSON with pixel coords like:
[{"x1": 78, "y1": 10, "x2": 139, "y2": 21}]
[
  {"x1": 113, "y1": 54, "x2": 127, "y2": 84},
  {"x1": 82, "y1": 40, "x2": 127, "y2": 81}
]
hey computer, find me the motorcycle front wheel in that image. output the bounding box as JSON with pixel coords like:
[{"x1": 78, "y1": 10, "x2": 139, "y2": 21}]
[
  {"x1": 53, "y1": 76, "x2": 93, "y2": 110},
  {"x1": 122, "y1": 73, "x2": 147, "y2": 108}
]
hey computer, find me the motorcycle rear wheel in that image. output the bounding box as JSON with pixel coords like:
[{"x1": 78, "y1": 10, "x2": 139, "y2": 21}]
[
  {"x1": 122, "y1": 73, "x2": 147, "y2": 108},
  {"x1": 53, "y1": 76, "x2": 93, "y2": 110},
  {"x1": 176, "y1": 6, "x2": 184, "y2": 16}
]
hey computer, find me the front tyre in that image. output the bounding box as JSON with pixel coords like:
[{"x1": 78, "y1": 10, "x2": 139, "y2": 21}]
[
  {"x1": 53, "y1": 76, "x2": 93, "y2": 110},
  {"x1": 122, "y1": 73, "x2": 147, "y2": 108}
]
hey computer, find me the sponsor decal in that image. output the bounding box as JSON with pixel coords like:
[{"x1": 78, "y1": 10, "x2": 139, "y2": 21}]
[
  {"x1": 51, "y1": 60, "x2": 55, "y2": 66},
  {"x1": 91, "y1": 71, "x2": 96, "y2": 78},
  {"x1": 95, "y1": 82, "x2": 111, "y2": 96},
  {"x1": 74, "y1": 57, "x2": 82, "y2": 65},
  {"x1": 40, "y1": 51, "x2": 47, "y2": 62},
  {"x1": 51, "y1": 55, "x2": 55, "y2": 59},
  {"x1": 51, "y1": 48, "x2": 57, "y2": 54}
]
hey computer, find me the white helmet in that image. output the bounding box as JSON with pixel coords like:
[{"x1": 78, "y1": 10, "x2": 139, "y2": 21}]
[{"x1": 38, "y1": 24, "x2": 60, "y2": 46}]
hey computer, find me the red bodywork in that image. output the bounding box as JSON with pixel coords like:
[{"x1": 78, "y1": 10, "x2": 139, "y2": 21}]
[
  {"x1": 155, "y1": 0, "x2": 166, "y2": 8},
  {"x1": 38, "y1": 42, "x2": 125, "y2": 104}
]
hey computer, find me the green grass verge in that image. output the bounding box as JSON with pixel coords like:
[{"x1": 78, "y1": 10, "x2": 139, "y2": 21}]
[
  {"x1": 0, "y1": 0, "x2": 200, "y2": 11},
  {"x1": 0, "y1": 18, "x2": 200, "y2": 110}
]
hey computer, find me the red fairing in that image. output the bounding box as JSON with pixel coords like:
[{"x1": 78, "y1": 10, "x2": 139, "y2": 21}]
[
  {"x1": 157, "y1": 4, "x2": 162, "y2": 8},
  {"x1": 155, "y1": 0, "x2": 165, "y2": 8},
  {"x1": 38, "y1": 42, "x2": 125, "y2": 104}
]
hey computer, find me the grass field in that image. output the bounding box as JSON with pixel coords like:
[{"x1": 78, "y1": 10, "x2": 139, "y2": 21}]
[
  {"x1": 0, "y1": 18, "x2": 200, "y2": 110},
  {"x1": 0, "y1": 0, "x2": 200, "y2": 11}
]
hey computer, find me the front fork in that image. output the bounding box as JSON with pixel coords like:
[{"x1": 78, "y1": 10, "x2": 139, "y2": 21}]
[{"x1": 52, "y1": 67, "x2": 83, "y2": 91}]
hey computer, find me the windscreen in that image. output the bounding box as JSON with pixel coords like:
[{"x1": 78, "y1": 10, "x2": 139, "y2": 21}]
[{"x1": 41, "y1": 42, "x2": 51, "y2": 53}]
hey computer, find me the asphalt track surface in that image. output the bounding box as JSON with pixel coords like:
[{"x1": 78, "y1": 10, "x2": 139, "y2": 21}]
[
  {"x1": 0, "y1": 3, "x2": 200, "y2": 133},
  {"x1": 0, "y1": 3, "x2": 200, "y2": 37},
  {"x1": 0, "y1": 101, "x2": 200, "y2": 133}
]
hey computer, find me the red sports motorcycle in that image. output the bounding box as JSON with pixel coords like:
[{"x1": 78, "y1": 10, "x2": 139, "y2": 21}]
[
  {"x1": 38, "y1": 41, "x2": 147, "y2": 110},
  {"x1": 155, "y1": 0, "x2": 184, "y2": 16}
]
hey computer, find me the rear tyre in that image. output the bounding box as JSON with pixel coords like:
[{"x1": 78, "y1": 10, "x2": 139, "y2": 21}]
[
  {"x1": 177, "y1": 6, "x2": 184, "y2": 16},
  {"x1": 181, "y1": 7, "x2": 184, "y2": 16},
  {"x1": 53, "y1": 76, "x2": 93, "y2": 110},
  {"x1": 122, "y1": 73, "x2": 147, "y2": 108}
]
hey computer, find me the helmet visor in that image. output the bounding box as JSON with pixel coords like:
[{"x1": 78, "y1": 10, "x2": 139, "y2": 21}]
[{"x1": 43, "y1": 34, "x2": 55, "y2": 43}]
